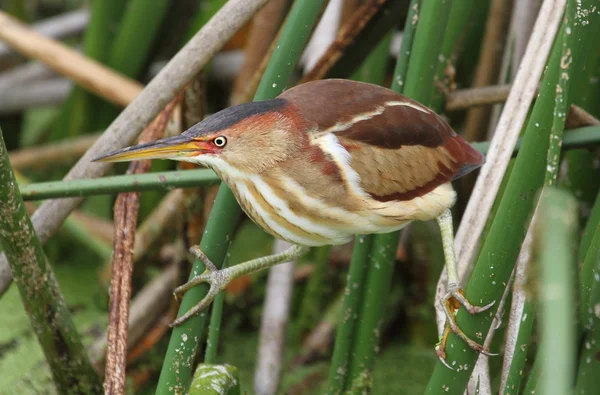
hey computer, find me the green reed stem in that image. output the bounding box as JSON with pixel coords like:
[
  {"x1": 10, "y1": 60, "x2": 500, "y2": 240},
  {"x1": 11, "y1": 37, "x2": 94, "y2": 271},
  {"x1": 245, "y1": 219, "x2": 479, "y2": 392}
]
[
  {"x1": 0, "y1": 128, "x2": 102, "y2": 394},
  {"x1": 536, "y1": 187, "x2": 578, "y2": 395},
  {"x1": 326, "y1": 236, "x2": 373, "y2": 393},
  {"x1": 575, "y1": 202, "x2": 600, "y2": 392},
  {"x1": 18, "y1": 168, "x2": 219, "y2": 201}
]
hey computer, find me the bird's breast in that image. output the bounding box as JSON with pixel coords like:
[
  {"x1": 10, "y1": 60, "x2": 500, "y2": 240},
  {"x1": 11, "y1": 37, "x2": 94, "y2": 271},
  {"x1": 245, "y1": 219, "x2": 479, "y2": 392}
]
[{"x1": 223, "y1": 172, "x2": 369, "y2": 247}]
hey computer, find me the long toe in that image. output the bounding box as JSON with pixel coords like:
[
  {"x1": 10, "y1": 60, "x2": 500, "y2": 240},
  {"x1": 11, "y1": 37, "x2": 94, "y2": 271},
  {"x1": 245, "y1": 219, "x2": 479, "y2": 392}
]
[{"x1": 438, "y1": 287, "x2": 499, "y2": 361}]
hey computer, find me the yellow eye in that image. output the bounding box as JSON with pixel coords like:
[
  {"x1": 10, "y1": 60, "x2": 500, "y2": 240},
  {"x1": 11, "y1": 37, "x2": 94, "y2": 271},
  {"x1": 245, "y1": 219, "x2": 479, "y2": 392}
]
[{"x1": 213, "y1": 136, "x2": 227, "y2": 147}]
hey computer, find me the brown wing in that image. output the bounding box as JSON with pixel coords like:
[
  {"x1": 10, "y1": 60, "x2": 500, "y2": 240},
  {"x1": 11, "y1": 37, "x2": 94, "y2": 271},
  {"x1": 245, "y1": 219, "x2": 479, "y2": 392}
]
[{"x1": 279, "y1": 79, "x2": 484, "y2": 202}]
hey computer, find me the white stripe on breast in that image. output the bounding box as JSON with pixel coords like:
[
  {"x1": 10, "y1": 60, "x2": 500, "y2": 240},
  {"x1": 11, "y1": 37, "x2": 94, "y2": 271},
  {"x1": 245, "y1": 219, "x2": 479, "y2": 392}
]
[
  {"x1": 315, "y1": 134, "x2": 370, "y2": 201},
  {"x1": 233, "y1": 180, "x2": 322, "y2": 246},
  {"x1": 279, "y1": 175, "x2": 376, "y2": 234},
  {"x1": 250, "y1": 175, "x2": 342, "y2": 240}
]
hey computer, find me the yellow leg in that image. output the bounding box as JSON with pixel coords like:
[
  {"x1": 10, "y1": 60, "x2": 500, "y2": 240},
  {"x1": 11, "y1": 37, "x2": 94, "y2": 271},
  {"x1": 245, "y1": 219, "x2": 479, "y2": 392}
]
[
  {"x1": 435, "y1": 209, "x2": 496, "y2": 367},
  {"x1": 170, "y1": 244, "x2": 310, "y2": 327}
]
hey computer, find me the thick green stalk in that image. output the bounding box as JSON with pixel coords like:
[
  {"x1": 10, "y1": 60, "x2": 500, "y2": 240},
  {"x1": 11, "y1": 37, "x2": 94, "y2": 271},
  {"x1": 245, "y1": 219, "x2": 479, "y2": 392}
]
[
  {"x1": 346, "y1": 232, "x2": 400, "y2": 390},
  {"x1": 425, "y1": 3, "x2": 579, "y2": 393},
  {"x1": 296, "y1": 245, "x2": 333, "y2": 339},
  {"x1": 326, "y1": 236, "x2": 372, "y2": 394},
  {"x1": 0, "y1": 128, "x2": 102, "y2": 394},
  {"x1": 156, "y1": 2, "x2": 325, "y2": 393},
  {"x1": 402, "y1": 0, "x2": 453, "y2": 104},
  {"x1": 429, "y1": 0, "x2": 475, "y2": 110},
  {"x1": 575, "y1": 211, "x2": 600, "y2": 392},
  {"x1": 19, "y1": 168, "x2": 219, "y2": 200},
  {"x1": 579, "y1": 191, "x2": 600, "y2": 321},
  {"x1": 203, "y1": 247, "x2": 229, "y2": 364},
  {"x1": 579, "y1": 206, "x2": 600, "y2": 327},
  {"x1": 390, "y1": 0, "x2": 421, "y2": 92},
  {"x1": 204, "y1": 287, "x2": 225, "y2": 364},
  {"x1": 502, "y1": 301, "x2": 536, "y2": 395},
  {"x1": 535, "y1": 34, "x2": 577, "y2": 395},
  {"x1": 522, "y1": 351, "x2": 542, "y2": 394},
  {"x1": 536, "y1": 187, "x2": 578, "y2": 395}
]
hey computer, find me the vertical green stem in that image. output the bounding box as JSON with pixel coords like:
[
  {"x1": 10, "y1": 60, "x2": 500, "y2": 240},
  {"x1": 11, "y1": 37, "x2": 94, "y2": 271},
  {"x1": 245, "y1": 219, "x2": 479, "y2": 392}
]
[
  {"x1": 390, "y1": 0, "x2": 422, "y2": 93},
  {"x1": 296, "y1": 245, "x2": 332, "y2": 338},
  {"x1": 502, "y1": 301, "x2": 536, "y2": 395},
  {"x1": 575, "y1": 217, "x2": 600, "y2": 392},
  {"x1": 580, "y1": 193, "x2": 600, "y2": 324},
  {"x1": 204, "y1": 288, "x2": 225, "y2": 364},
  {"x1": 156, "y1": 1, "x2": 325, "y2": 393},
  {"x1": 536, "y1": 187, "x2": 578, "y2": 395},
  {"x1": 347, "y1": 232, "x2": 400, "y2": 391},
  {"x1": 0, "y1": 128, "x2": 102, "y2": 394},
  {"x1": 326, "y1": 236, "x2": 373, "y2": 393}
]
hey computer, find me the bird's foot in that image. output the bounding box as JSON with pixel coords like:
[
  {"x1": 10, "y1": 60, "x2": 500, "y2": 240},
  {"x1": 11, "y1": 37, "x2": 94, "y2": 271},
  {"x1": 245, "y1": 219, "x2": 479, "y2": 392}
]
[
  {"x1": 169, "y1": 246, "x2": 231, "y2": 327},
  {"x1": 436, "y1": 285, "x2": 497, "y2": 368}
]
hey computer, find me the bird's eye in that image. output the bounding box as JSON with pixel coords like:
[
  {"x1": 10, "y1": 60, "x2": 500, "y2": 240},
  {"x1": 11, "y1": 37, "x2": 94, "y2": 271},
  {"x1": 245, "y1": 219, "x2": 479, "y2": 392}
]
[{"x1": 213, "y1": 136, "x2": 227, "y2": 147}]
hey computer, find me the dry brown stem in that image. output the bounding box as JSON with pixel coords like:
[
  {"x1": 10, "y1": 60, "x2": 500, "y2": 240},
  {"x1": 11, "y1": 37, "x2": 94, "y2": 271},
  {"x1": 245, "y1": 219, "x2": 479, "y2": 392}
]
[
  {"x1": 104, "y1": 96, "x2": 180, "y2": 394},
  {"x1": 8, "y1": 134, "x2": 100, "y2": 170},
  {"x1": 0, "y1": 8, "x2": 89, "y2": 61},
  {"x1": 300, "y1": 0, "x2": 390, "y2": 83},
  {"x1": 446, "y1": 84, "x2": 599, "y2": 127},
  {"x1": 446, "y1": 84, "x2": 513, "y2": 111},
  {"x1": 230, "y1": 0, "x2": 287, "y2": 105},
  {"x1": 463, "y1": 0, "x2": 513, "y2": 142},
  {"x1": 0, "y1": 11, "x2": 142, "y2": 107}
]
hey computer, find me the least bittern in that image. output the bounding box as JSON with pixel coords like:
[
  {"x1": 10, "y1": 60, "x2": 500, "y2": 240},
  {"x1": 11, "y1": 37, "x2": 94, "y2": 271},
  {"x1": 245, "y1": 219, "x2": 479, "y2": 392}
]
[{"x1": 95, "y1": 79, "x2": 493, "y2": 364}]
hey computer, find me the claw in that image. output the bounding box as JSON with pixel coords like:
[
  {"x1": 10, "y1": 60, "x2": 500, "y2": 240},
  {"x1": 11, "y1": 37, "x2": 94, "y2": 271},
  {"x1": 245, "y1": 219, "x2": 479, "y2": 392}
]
[
  {"x1": 435, "y1": 325, "x2": 454, "y2": 370},
  {"x1": 437, "y1": 285, "x2": 497, "y2": 367},
  {"x1": 169, "y1": 246, "x2": 231, "y2": 327}
]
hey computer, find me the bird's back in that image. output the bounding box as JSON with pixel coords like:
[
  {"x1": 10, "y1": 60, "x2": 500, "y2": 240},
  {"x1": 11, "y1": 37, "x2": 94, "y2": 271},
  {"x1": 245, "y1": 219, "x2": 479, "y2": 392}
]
[{"x1": 279, "y1": 79, "x2": 484, "y2": 198}]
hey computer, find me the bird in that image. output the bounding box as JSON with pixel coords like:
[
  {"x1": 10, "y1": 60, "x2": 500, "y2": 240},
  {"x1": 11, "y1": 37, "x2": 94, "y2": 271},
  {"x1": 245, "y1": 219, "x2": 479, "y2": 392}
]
[{"x1": 94, "y1": 78, "x2": 493, "y2": 364}]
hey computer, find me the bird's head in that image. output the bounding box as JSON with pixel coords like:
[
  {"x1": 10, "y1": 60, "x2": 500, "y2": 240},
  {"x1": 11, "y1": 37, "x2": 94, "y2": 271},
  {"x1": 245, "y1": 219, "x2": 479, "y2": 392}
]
[{"x1": 94, "y1": 99, "x2": 306, "y2": 175}]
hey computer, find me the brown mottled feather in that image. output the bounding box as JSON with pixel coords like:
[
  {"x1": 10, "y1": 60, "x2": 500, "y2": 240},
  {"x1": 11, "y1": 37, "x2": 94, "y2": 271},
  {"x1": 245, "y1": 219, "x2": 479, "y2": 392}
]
[{"x1": 279, "y1": 79, "x2": 484, "y2": 202}]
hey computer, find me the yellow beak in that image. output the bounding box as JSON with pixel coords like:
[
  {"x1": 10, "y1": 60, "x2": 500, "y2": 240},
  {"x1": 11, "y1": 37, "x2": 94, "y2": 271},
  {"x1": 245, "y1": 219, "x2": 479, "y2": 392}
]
[{"x1": 93, "y1": 135, "x2": 207, "y2": 163}]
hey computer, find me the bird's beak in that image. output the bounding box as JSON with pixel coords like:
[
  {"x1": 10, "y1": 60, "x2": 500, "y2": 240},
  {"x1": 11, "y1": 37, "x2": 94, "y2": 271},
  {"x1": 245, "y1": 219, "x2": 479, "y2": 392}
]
[{"x1": 93, "y1": 134, "x2": 210, "y2": 163}]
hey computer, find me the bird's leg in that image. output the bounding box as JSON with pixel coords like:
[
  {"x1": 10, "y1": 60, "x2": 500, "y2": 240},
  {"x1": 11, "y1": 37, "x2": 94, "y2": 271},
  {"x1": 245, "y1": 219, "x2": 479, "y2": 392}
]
[
  {"x1": 170, "y1": 244, "x2": 310, "y2": 327},
  {"x1": 435, "y1": 209, "x2": 496, "y2": 366}
]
